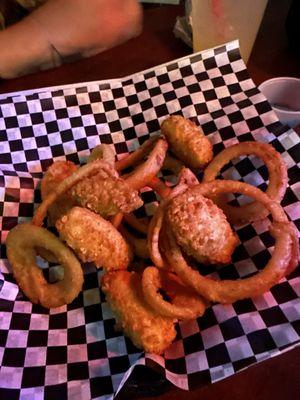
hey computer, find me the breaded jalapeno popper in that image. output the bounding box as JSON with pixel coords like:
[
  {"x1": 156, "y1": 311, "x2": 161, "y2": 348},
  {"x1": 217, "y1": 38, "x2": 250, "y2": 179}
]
[
  {"x1": 56, "y1": 207, "x2": 132, "y2": 270},
  {"x1": 101, "y1": 271, "x2": 177, "y2": 354},
  {"x1": 161, "y1": 115, "x2": 213, "y2": 169}
]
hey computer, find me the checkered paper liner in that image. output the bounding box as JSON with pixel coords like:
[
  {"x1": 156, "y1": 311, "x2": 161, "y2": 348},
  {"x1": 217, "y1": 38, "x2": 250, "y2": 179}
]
[{"x1": 0, "y1": 40, "x2": 299, "y2": 400}]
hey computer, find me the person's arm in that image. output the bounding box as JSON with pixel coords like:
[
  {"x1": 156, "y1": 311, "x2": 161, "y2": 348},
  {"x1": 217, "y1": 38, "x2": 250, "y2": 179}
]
[{"x1": 0, "y1": 0, "x2": 142, "y2": 79}]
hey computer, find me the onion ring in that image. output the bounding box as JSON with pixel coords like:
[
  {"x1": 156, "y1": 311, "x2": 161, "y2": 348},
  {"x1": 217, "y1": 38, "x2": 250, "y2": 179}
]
[
  {"x1": 119, "y1": 225, "x2": 150, "y2": 259},
  {"x1": 125, "y1": 138, "x2": 168, "y2": 190},
  {"x1": 277, "y1": 221, "x2": 299, "y2": 276},
  {"x1": 115, "y1": 136, "x2": 159, "y2": 171},
  {"x1": 87, "y1": 144, "x2": 115, "y2": 166},
  {"x1": 147, "y1": 183, "x2": 188, "y2": 269},
  {"x1": 6, "y1": 224, "x2": 83, "y2": 308},
  {"x1": 40, "y1": 160, "x2": 78, "y2": 226},
  {"x1": 36, "y1": 247, "x2": 58, "y2": 264},
  {"x1": 142, "y1": 267, "x2": 207, "y2": 320},
  {"x1": 159, "y1": 225, "x2": 174, "y2": 271},
  {"x1": 164, "y1": 180, "x2": 296, "y2": 304},
  {"x1": 110, "y1": 212, "x2": 124, "y2": 229},
  {"x1": 203, "y1": 141, "x2": 288, "y2": 224},
  {"x1": 32, "y1": 159, "x2": 118, "y2": 226},
  {"x1": 111, "y1": 212, "x2": 150, "y2": 233},
  {"x1": 148, "y1": 176, "x2": 172, "y2": 199},
  {"x1": 150, "y1": 207, "x2": 170, "y2": 268},
  {"x1": 162, "y1": 154, "x2": 184, "y2": 175},
  {"x1": 123, "y1": 213, "x2": 149, "y2": 235},
  {"x1": 148, "y1": 167, "x2": 197, "y2": 202},
  {"x1": 148, "y1": 201, "x2": 171, "y2": 269},
  {"x1": 178, "y1": 167, "x2": 199, "y2": 187}
]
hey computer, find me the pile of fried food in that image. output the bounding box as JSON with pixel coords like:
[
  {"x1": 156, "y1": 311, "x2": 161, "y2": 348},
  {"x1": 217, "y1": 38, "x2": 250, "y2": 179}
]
[{"x1": 6, "y1": 115, "x2": 299, "y2": 354}]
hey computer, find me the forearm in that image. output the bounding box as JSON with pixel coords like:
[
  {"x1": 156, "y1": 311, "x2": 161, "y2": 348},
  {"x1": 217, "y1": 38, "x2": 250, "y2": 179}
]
[
  {"x1": 32, "y1": 0, "x2": 143, "y2": 57},
  {"x1": 0, "y1": 0, "x2": 142, "y2": 79},
  {"x1": 0, "y1": 16, "x2": 60, "y2": 78}
]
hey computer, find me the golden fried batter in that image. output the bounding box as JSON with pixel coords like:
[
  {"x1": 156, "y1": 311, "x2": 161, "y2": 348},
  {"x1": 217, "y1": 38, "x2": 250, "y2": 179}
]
[
  {"x1": 166, "y1": 189, "x2": 238, "y2": 264},
  {"x1": 101, "y1": 270, "x2": 176, "y2": 354},
  {"x1": 6, "y1": 224, "x2": 84, "y2": 309},
  {"x1": 72, "y1": 173, "x2": 143, "y2": 218},
  {"x1": 161, "y1": 115, "x2": 213, "y2": 169},
  {"x1": 41, "y1": 160, "x2": 78, "y2": 225},
  {"x1": 56, "y1": 207, "x2": 132, "y2": 270},
  {"x1": 87, "y1": 144, "x2": 115, "y2": 166}
]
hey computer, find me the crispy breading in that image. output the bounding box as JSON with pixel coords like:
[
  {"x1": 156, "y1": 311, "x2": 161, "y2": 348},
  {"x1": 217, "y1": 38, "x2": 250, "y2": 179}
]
[
  {"x1": 41, "y1": 160, "x2": 78, "y2": 225},
  {"x1": 161, "y1": 115, "x2": 213, "y2": 169},
  {"x1": 87, "y1": 144, "x2": 115, "y2": 166},
  {"x1": 166, "y1": 189, "x2": 238, "y2": 264},
  {"x1": 56, "y1": 207, "x2": 132, "y2": 270},
  {"x1": 72, "y1": 173, "x2": 143, "y2": 218},
  {"x1": 101, "y1": 270, "x2": 176, "y2": 354}
]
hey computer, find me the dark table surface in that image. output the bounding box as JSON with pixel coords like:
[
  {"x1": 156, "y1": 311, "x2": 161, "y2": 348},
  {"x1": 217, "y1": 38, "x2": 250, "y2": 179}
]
[
  {"x1": 0, "y1": 1, "x2": 299, "y2": 399},
  {"x1": 1, "y1": 0, "x2": 299, "y2": 96}
]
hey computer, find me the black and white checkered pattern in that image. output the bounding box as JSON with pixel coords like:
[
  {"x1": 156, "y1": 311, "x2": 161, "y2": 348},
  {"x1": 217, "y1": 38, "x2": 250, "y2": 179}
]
[{"x1": 0, "y1": 40, "x2": 299, "y2": 399}]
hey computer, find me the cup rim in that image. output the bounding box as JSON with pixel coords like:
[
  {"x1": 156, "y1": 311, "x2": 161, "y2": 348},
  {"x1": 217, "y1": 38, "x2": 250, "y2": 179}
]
[{"x1": 259, "y1": 77, "x2": 300, "y2": 115}]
